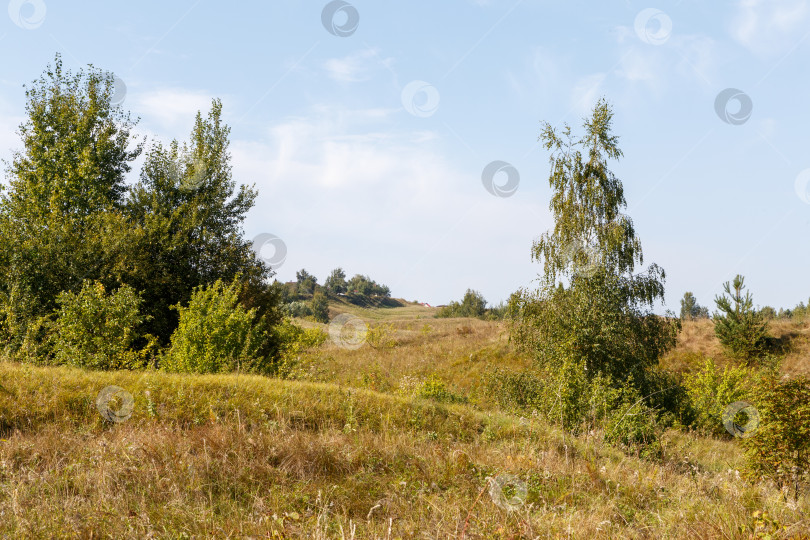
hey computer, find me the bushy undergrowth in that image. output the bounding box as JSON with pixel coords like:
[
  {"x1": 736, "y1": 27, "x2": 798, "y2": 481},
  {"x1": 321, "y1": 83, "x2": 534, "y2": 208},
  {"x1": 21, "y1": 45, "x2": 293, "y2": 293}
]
[
  {"x1": 682, "y1": 357, "x2": 760, "y2": 437},
  {"x1": 53, "y1": 281, "x2": 146, "y2": 370},
  {"x1": 486, "y1": 361, "x2": 664, "y2": 459},
  {"x1": 417, "y1": 375, "x2": 468, "y2": 404},
  {"x1": 272, "y1": 318, "x2": 328, "y2": 377},
  {"x1": 742, "y1": 375, "x2": 810, "y2": 500},
  {"x1": 163, "y1": 277, "x2": 265, "y2": 374}
]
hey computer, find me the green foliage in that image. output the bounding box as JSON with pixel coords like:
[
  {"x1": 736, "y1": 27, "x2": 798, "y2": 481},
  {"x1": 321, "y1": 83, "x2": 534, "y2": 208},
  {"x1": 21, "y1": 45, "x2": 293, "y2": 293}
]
[
  {"x1": 742, "y1": 376, "x2": 810, "y2": 501},
  {"x1": 436, "y1": 289, "x2": 488, "y2": 318},
  {"x1": 163, "y1": 277, "x2": 264, "y2": 374},
  {"x1": 0, "y1": 58, "x2": 280, "y2": 359},
  {"x1": 598, "y1": 383, "x2": 663, "y2": 460},
  {"x1": 0, "y1": 55, "x2": 142, "y2": 349},
  {"x1": 713, "y1": 275, "x2": 769, "y2": 364},
  {"x1": 759, "y1": 306, "x2": 776, "y2": 320},
  {"x1": 683, "y1": 357, "x2": 757, "y2": 437},
  {"x1": 509, "y1": 271, "x2": 679, "y2": 383},
  {"x1": 53, "y1": 281, "x2": 145, "y2": 370},
  {"x1": 296, "y1": 269, "x2": 317, "y2": 296},
  {"x1": 418, "y1": 375, "x2": 467, "y2": 404},
  {"x1": 310, "y1": 291, "x2": 330, "y2": 323},
  {"x1": 347, "y1": 274, "x2": 390, "y2": 297},
  {"x1": 486, "y1": 362, "x2": 663, "y2": 459},
  {"x1": 124, "y1": 99, "x2": 275, "y2": 346},
  {"x1": 324, "y1": 268, "x2": 347, "y2": 295},
  {"x1": 680, "y1": 292, "x2": 709, "y2": 320},
  {"x1": 271, "y1": 318, "x2": 328, "y2": 377},
  {"x1": 511, "y1": 98, "x2": 677, "y2": 387},
  {"x1": 365, "y1": 323, "x2": 398, "y2": 349},
  {"x1": 285, "y1": 301, "x2": 312, "y2": 319}
]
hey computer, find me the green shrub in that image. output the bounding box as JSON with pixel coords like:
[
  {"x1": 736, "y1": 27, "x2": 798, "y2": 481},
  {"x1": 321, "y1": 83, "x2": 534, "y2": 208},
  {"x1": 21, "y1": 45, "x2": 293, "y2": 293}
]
[
  {"x1": 418, "y1": 375, "x2": 467, "y2": 404},
  {"x1": 53, "y1": 281, "x2": 145, "y2": 370},
  {"x1": 310, "y1": 291, "x2": 329, "y2": 323},
  {"x1": 366, "y1": 323, "x2": 398, "y2": 349},
  {"x1": 683, "y1": 357, "x2": 757, "y2": 437},
  {"x1": 485, "y1": 368, "x2": 546, "y2": 413},
  {"x1": 274, "y1": 319, "x2": 328, "y2": 357},
  {"x1": 486, "y1": 363, "x2": 663, "y2": 459},
  {"x1": 163, "y1": 277, "x2": 264, "y2": 374},
  {"x1": 742, "y1": 376, "x2": 810, "y2": 501},
  {"x1": 436, "y1": 289, "x2": 487, "y2": 318},
  {"x1": 271, "y1": 318, "x2": 328, "y2": 377},
  {"x1": 598, "y1": 382, "x2": 663, "y2": 460},
  {"x1": 285, "y1": 301, "x2": 312, "y2": 319}
]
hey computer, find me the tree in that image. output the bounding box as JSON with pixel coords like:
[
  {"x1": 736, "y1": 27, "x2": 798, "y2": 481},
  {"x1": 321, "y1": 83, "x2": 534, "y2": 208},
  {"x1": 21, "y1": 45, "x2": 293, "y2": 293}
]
[
  {"x1": 680, "y1": 292, "x2": 709, "y2": 320},
  {"x1": 0, "y1": 55, "x2": 142, "y2": 349},
  {"x1": 123, "y1": 100, "x2": 278, "y2": 347},
  {"x1": 509, "y1": 98, "x2": 677, "y2": 384},
  {"x1": 324, "y1": 268, "x2": 347, "y2": 295},
  {"x1": 311, "y1": 291, "x2": 330, "y2": 323},
  {"x1": 347, "y1": 274, "x2": 390, "y2": 297},
  {"x1": 713, "y1": 275, "x2": 768, "y2": 363},
  {"x1": 296, "y1": 269, "x2": 317, "y2": 296},
  {"x1": 436, "y1": 289, "x2": 488, "y2": 318}
]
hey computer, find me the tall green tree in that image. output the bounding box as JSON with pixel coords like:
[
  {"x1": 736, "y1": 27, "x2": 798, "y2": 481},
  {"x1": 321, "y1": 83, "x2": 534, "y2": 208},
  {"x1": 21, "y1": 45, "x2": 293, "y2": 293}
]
[
  {"x1": 713, "y1": 275, "x2": 768, "y2": 363},
  {"x1": 123, "y1": 100, "x2": 280, "y2": 346},
  {"x1": 324, "y1": 267, "x2": 347, "y2": 294},
  {"x1": 310, "y1": 291, "x2": 330, "y2": 323},
  {"x1": 510, "y1": 98, "x2": 677, "y2": 383},
  {"x1": 0, "y1": 55, "x2": 142, "y2": 348},
  {"x1": 295, "y1": 269, "x2": 317, "y2": 296}
]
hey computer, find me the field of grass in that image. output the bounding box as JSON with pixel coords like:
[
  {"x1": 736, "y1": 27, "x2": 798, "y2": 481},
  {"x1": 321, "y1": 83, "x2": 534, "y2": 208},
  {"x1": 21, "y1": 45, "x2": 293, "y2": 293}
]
[{"x1": 0, "y1": 303, "x2": 808, "y2": 538}]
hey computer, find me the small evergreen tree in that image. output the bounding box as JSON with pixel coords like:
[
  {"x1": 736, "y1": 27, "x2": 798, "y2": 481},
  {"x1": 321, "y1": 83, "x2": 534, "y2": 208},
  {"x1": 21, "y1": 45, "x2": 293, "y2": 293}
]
[{"x1": 713, "y1": 275, "x2": 768, "y2": 364}]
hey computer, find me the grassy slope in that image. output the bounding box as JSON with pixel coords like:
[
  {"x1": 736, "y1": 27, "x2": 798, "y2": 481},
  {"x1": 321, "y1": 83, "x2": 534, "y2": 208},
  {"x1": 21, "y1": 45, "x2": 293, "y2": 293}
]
[{"x1": 0, "y1": 305, "x2": 808, "y2": 538}]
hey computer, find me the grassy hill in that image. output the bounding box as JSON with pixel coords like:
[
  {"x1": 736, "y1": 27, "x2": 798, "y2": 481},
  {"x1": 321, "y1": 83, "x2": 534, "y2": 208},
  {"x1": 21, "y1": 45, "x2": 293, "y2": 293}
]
[{"x1": 0, "y1": 304, "x2": 808, "y2": 538}]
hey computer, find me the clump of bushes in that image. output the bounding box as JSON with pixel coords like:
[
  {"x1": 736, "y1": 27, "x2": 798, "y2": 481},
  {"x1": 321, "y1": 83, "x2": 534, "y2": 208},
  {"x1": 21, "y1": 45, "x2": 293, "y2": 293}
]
[
  {"x1": 285, "y1": 301, "x2": 312, "y2": 319},
  {"x1": 366, "y1": 323, "x2": 398, "y2": 349},
  {"x1": 742, "y1": 376, "x2": 810, "y2": 501},
  {"x1": 418, "y1": 375, "x2": 467, "y2": 404},
  {"x1": 486, "y1": 361, "x2": 664, "y2": 460},
  {"x1": 310, "y1": 291, "x2": 330, "y2": 323},
  {"x1": 162, "y1": 277, "x2": 265, "y2": 374},
  {"x1": 437, "y1": 289, "x2": 504, "y2": 320},
  {"x1": 52, "y1": 281, "x2": 146, "y2": 370},
  {"x1": 271, "y1": 318, "x2": 328, "y2": 377},
  {"x1": 682, "y1": 357, "x2": 758, "y2": 437}
]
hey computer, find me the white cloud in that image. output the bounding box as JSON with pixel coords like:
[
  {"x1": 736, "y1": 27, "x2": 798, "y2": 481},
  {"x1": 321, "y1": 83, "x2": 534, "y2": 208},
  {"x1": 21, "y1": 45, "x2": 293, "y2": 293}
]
[
  {"x1": 323, "y1": 49, "x2": 393, "y2": 83},
  {"x1": 231, "y1": 105, "x2": 544, "y2": 305},
  {"x1": 730, "y1": 0, "x2": 810, "y2": 57},
  {"x1": 132, "y1": 87, "x2": 217, "y2": 136}
]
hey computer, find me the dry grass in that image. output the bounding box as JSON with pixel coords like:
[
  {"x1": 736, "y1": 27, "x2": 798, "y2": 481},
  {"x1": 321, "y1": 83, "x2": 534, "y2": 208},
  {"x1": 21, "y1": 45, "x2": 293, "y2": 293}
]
[
  {"x1": 661, "y1": 318, "x2": 810, "y2": 377},
  {"x1": 0, "y1": 309, "x2": 809, "y2": 537}
]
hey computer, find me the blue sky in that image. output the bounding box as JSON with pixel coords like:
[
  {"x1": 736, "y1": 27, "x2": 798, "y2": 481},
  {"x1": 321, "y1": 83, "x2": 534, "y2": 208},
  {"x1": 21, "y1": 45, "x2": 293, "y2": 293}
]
[{"x1": 1, "y1": 0, "x2": 809, "y2": 313}]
